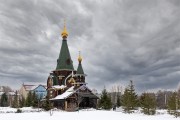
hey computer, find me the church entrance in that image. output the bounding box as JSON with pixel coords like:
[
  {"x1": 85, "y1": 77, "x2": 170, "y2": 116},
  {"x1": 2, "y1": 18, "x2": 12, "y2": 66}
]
[
  {"x1": 79, "y1": 97, "x2": 89, "y2": 108},
  {"x1": 79, "y1": 97, "x2": 97, "y2": 109}
]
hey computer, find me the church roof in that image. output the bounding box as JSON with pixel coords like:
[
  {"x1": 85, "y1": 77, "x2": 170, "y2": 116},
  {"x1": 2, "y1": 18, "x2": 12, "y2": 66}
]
[
  {"x1": 50, "y1": 86, "x2": 74, "y2": 100},
  {"x1": 56, "y1": 22, "x2": 74, "y2": 70},
  {"x1": 50, "y1": 85, "x2": 99, "y2": 100},
  {"x1": 76, "y1": 52, "x2": 84, "y2": 75},
  {"x1": 77, "y1": 63, "x2": 84, "y2": 75},
  {"x1": 56, "y1": 38, "x2": 74, "y2": 71}
]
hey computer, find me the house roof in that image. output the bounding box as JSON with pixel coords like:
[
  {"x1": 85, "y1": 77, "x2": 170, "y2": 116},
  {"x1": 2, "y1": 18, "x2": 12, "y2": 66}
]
[
  {"x1": 23, "y1": 84, "x2": 47, "y2": 91},
  {"x1": 0, "y1": 91, "x2": 4, "y2": 96},
  {"x1": 7, "y1": 91, "x2": 20, "y2": 96},
  {"x1": 8, "y1": 91, "x2": 15, "y2": 95},
  {"x1": 23, "y1": 85, "x2": 35, "y2": 91},
  {"x1": 0, "y1": 91, "x2": 20, "y2": 96}
]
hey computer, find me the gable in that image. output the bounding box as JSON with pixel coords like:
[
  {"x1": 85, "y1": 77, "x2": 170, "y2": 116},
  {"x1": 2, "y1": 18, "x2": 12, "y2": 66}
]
[{"x1": 34, "y1": 85, "x2": 46, "y2": 92}]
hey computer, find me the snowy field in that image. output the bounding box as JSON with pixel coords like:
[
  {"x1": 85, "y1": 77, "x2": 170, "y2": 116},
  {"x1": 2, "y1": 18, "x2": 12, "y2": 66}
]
[{"x1": 0, "y1": 107, "x2": 178, "y2": 120}]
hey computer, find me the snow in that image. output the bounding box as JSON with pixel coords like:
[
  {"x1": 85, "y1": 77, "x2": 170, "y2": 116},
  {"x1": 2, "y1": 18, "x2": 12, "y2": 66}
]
[
  {"x1": 50, "y1": 85, "x2": 98, "y2": 100},
  {"x1": 0, "y1": 107, "x2": 178, "y2": 120},
  {"x1": 67, "y1": 86, "x2": 74, "y2": 92},
  {"x1": 50, "y1": 86, "x2": 74, "y2": 100},
  {"x1": 0, "y1": 107, "x2": 17, "y2": 113},
  {"x1": 52, "y1": 85, "x2": 66, "y2": 89},
  {"x1": 0, "y1": 107, "x2": 41, "y2": 113},
  {"x1": 0, "y1": 91, "x2": 4, "y2": 95}
]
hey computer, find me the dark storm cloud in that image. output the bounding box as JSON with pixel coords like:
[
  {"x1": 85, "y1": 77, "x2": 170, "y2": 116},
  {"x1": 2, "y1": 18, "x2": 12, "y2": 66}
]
[{"x1": 0, "y1": 0, "x2": 180, "y2": 93}]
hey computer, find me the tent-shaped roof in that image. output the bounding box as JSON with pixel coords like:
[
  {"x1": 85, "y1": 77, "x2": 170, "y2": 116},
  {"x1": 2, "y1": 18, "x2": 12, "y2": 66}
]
[{"x1": 56, "y1": 39, "x2": 74, "y2": 70}]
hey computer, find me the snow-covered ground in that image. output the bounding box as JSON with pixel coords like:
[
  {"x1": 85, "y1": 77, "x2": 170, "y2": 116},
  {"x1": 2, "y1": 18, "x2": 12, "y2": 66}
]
[{"x1": 0, "y1": 107, "x2": 178, "y2": 120}]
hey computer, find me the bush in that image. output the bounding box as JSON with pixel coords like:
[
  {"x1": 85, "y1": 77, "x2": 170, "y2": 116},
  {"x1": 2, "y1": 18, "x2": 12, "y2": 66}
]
[
  {"x1": 142, "y1": 108, "x2": 156, "y2": 115},
  {"x1": 16, "y1": 108, "x2": 22, "y2": 113}
]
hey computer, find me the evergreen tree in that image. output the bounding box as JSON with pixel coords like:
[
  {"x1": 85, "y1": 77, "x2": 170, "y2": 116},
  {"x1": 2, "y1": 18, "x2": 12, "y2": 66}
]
[
  {"x1": 116, "y1": 95, "x2": 121, "y2": 107},
  {"x1": 140, "y1": 93, "x2": 156, "y2": 115},
  {"x1": 167, "y1": 92, "x2": 180, "y2": 117},
  {"x1": 42, "y1": 96, "x2": 53, "y2": 111},
  {"x1": 121, "y1": 80, "x2": 138, "y2": 113},
  {"x1": 12, "y1": 91, "x2": 19, "y2": 108},
  {"x1": 26, "y1": 91, "x2": 32, "y2": 107},
  {"x1": 0, "y1": 93, "x2": 8, "y2": 107},
  {"x1": 19, "y1": 96, "x2": 25, "y2": 108},
  {"x1": 98, "y1": 88, "x2": 112, "y2": 110},
  {"x1": 32, "y1": 92, "x2": 39, "y2": 108},
  {"x1": 167, "y1": 92, "x2": 179, "y2": 113}
]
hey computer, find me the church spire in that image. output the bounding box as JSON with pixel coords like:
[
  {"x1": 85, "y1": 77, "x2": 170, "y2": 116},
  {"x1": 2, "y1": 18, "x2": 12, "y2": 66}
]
[
  {"x1": 77, "y1": 51, "x2": 84, "y2": 75},
  {"x1": 56, "y1": 21, "x2": 74, "y2": 70},
  {"x1": 61, "y1": 20, "x2": 68, "y2": 39}
]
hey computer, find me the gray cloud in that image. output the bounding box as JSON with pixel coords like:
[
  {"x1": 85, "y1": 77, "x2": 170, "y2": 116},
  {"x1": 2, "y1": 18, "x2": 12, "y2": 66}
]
[{"x1": 0, "y1": 0, "x2": 180, "y2": 93}]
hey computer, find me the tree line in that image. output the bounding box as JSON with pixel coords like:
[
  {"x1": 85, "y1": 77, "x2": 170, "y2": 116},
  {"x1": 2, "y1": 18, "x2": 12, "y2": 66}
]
[
  {"x1": 0, "y1": 82, "x2": 180, "y2": 117},
  {"x1": 98, "y1": 80, "x2": 180, "y2": 117},
  {"x1": 0, "y1": 91, "x2": 52, "y2": 111},
  {"x1": 0, "y1": 91, "x2": 39, "y2": 108}
]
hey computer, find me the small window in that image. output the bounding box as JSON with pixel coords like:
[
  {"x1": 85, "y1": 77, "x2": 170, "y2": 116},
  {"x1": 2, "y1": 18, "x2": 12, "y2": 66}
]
[{"x1": 66, "y1": 58, "x2": 70, "y2": 65}]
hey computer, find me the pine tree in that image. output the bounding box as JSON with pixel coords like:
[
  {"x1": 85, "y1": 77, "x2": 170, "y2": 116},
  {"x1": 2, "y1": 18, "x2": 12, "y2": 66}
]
[
  {"x1": 32, "y1": 92, "x2": 39, "y2": 108},
  {"x1": 42, "y1": 96, "x2": 53, "y2": 111},
  {"x1": 0, "y1": 93, "x2": 8, "y2": 107},
  {"x1": 140, "y1": 93, "x2": 156, "y2": 115},
  {"x1": 167, "y1": 92, "x2": 179, "y2": 114},
  {"x1": 19, "y1": 96, "x2": 25, "y2": 108},
  {"x1": 26, "y1": 91, "x2": 32, "y2": 107},
  {"x1": 98, "y1": 88, "x2": 112, "y2": 110},
  {"x1": 167, "y1": 92, "x2": 180, "y2": 117},
  {"x1": 121, "y1": 80, "x2": 138, "y2": 113},
  {"x1": 12, "y1": 91, "x2": 19, "y2": 108}
]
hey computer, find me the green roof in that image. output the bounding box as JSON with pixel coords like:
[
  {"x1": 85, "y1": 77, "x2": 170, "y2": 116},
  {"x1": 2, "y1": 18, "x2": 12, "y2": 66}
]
[
  {"x1": 56, "y1": 39, "x2": 74, "y2": 70},
  {"x1": 77, "y1": 63, "x2": 84, "y2": 75}
]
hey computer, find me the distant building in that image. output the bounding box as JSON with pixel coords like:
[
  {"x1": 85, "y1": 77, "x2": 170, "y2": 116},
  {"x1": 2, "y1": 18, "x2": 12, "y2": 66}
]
[
  {"x1": 0, "y1": 86, "x2": 19, "y2": 107},
  {"x1": 7, "y1": 91, "x2": 20, "y2": 107},
  {"x1": 46, "y1": 23, "x2": 99, "y2": 111},
  {"x1": 30, "y1": 85, "x2": 47, "y2": 99},
  {"x1": 19, "y1": 84, "x2": 35, "y2": 99},
  {"x1": 0, "y1": 88, "x2": 20, "y2": 107},
  {"x1": 19, "y1": 84, "x2": 47, "y2": 100}
]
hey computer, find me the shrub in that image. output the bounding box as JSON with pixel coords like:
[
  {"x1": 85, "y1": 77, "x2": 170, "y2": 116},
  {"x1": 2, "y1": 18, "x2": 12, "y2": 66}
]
[{"x1": 16, "y1": 108, "x2": 22, "y2": 113}]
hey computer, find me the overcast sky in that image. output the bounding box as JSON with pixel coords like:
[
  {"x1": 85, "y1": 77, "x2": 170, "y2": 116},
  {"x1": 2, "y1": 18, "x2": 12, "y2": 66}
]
[{"x1": 0, "y1": 0, "x2": 180, "y2": 93}]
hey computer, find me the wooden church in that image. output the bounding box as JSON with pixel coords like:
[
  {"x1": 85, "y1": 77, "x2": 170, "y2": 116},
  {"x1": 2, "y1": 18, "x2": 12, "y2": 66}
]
[{"x1": 46, "y1": 22, "x2": 98, "y2": 111}]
